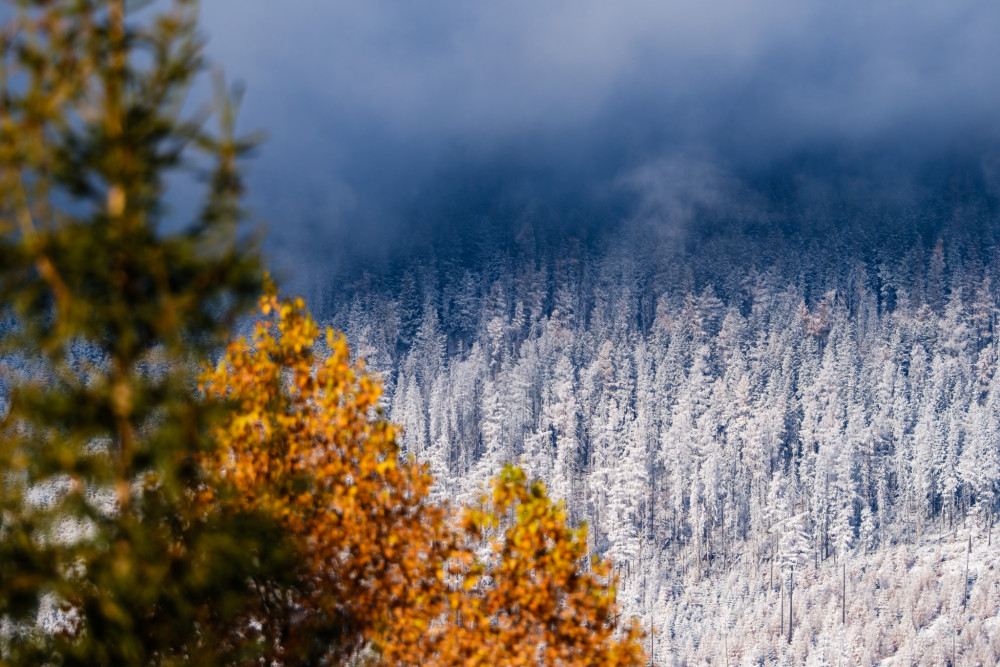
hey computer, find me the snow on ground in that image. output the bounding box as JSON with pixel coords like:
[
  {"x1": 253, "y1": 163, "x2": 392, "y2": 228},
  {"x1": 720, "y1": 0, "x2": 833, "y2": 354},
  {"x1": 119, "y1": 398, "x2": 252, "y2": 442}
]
[{"x1": 646, "y1": 533, "x2": 1000, "y2": 666}]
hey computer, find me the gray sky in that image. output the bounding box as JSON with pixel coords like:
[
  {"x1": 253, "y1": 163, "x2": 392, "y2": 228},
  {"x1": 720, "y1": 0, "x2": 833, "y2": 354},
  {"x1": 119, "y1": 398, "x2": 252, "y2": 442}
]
[{"x1": 194, "y1": 0, "x2": 1000, "y2": 274}]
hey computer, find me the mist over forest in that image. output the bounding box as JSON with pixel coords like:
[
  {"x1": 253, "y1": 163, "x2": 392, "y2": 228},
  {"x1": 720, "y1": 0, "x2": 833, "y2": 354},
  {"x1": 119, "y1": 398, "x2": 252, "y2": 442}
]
[{"x1": 193, "y1": 1, "x2": 1000, "y2": 285}]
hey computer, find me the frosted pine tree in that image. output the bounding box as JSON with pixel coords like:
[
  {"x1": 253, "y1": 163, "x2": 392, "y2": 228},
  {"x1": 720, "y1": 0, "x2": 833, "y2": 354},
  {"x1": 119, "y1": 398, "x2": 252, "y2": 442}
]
[
  {"x1": 472, "y1": 375, "x2": 507, "y2": 491},
  {"x1": 778, "y1": 512, "x2": 811, "y2": 642},
  {"x1": 425, "y1": 374, "x2": 453, "y2": 499},
  {"x1": 662, "y1": 343, "x2": 714, "y2": 555},
  {"x1": 396, "y1": 372, "x2": 428, "y2": 454},
  {"x1": 859, "y1": 505, "x2": 877, "y2": 555},
  {"x1": 548, "y1": 353, "x2": 580, "y2": 508}
]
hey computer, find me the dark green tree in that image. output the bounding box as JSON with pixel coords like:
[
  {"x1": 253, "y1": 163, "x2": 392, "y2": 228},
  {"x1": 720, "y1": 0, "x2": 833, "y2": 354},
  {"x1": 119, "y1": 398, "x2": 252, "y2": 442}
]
[{"x1": 0, "y1": 1, "x2": 287, "y2": 663}]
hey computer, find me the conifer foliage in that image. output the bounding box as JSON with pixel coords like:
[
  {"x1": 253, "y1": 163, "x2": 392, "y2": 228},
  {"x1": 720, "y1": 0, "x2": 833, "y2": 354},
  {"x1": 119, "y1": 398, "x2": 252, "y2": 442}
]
[{"x1": 0, "y1": 1, "x2": 276, "y2": 663}]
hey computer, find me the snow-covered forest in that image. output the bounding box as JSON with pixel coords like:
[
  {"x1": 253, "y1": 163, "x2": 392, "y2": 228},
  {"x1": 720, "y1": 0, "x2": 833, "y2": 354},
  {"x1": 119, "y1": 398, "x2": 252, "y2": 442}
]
[{"x1": 313, "y1": 186, "x2": 1000, "y2": 665}]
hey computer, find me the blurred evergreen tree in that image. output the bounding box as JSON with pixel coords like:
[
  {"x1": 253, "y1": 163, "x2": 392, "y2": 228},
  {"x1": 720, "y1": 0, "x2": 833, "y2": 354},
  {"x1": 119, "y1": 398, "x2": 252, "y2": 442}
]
[{"x1": 0, "y1": 1, "x2": 288, "y2": 663}]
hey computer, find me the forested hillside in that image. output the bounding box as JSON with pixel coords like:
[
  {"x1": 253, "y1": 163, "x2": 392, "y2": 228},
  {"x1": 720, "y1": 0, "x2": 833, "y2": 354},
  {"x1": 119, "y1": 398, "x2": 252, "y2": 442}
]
[{"x1": 316, "y1": 179, "x2": 1000, "y2": 664}]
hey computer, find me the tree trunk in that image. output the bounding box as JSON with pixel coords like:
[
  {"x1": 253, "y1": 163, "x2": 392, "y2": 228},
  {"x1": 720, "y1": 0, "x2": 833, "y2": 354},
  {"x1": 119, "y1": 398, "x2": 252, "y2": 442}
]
[
  {"x1": 779, "y1": 575, "x2": 784, "y2": 638},
  {"x1": 770, "y1": 547, "x2": 774, "y2": 591},
  {"x1": 788, "y1": 566, "x2": 794, "y2": 644},
  {"x1": 963, "y1": 531, "x2": 971, "y2": 612},
  {"x1": 842, "y1": 561, "x2": 846, "y2": 625}
]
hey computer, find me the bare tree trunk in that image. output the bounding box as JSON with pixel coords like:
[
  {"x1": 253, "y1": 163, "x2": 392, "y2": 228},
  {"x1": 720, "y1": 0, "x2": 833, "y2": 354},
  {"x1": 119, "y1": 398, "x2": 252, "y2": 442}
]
[
  {"x1": 779, "y1": 574, "x2": 784, "y2": 638},
  {"x1": 963, "y1": 531, "x2": 971, "y2": 613},
  {"x1": 696, "y1": 516, "x2": 702, "y2": 583},
  {"x1": 788, "y1": 566, "x2": 794, "y2": 644},
  {"x1": 916, "y1": 503, "x2": 922, "y2": 541},
  {"x1": 770, "y1": 545, "x2": 774, "y2": 591}
]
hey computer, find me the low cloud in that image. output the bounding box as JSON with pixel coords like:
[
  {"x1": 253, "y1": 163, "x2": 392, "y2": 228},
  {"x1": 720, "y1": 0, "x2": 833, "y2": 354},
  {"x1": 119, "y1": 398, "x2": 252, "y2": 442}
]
[{"x1": 192, "y1": 0, "x2": 1000, "y2": 272}]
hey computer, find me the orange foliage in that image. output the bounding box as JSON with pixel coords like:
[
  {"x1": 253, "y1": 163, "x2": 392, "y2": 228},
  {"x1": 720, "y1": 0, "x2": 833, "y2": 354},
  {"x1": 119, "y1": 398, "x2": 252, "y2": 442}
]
[
  {"x1": 385, "y1": 467, "x2": 647, "y2": 667},
  {"x1": 199, "y1": 285, "x2": 450, "y2": 662},
  {"x1": 200, "y1": 288, "x2": 647, "y2": 666}
]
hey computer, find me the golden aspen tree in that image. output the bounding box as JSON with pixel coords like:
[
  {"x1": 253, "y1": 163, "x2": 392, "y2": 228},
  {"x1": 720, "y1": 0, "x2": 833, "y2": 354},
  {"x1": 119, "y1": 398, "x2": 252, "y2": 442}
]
[
  {"x1": 200, "y1": 286, "x2": 456, "y2": 664},
  {"x1": 381, "y1": 466, "x2": 646, "y2": 667},
  {"x1": 203, "y1": 291, "x2": 648, "y2": 666}
]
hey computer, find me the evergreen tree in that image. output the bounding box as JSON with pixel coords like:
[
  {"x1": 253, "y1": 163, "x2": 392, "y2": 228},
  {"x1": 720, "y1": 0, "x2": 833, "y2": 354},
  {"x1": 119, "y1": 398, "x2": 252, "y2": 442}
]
[{"x1": 0, "y1": 1, "x2": 280, "y2": 663}]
